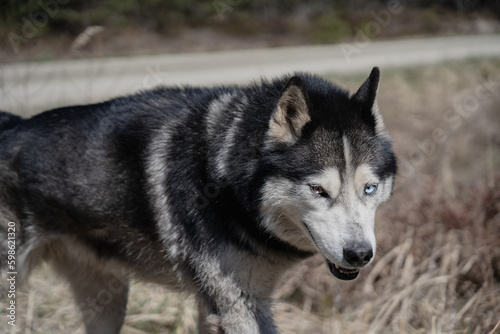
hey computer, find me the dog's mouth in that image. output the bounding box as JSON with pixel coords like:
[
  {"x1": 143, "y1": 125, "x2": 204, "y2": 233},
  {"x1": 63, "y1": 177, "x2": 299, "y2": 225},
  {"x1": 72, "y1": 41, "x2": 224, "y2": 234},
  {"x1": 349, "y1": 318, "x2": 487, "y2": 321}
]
[
  {"x1": 326, "y1": 260, "x2": 360, "y2": 280},
  {"x1": 302, "y1": 222, "x2": 361, "y2": 280}
]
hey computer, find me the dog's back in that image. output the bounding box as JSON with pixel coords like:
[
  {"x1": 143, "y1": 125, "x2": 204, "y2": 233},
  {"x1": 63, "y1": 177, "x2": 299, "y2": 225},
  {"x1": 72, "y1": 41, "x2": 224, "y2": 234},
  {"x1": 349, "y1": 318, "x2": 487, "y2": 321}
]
[{"x1": 0, "y1": 111, "x2": 23, "y2": 132}]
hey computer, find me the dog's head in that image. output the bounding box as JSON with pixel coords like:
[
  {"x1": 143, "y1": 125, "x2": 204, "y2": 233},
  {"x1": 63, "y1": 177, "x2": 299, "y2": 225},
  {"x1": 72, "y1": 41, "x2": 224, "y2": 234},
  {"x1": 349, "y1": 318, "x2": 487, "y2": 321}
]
[{"x1": 259, "y1": 68, "x2": 396, "y2": 280}]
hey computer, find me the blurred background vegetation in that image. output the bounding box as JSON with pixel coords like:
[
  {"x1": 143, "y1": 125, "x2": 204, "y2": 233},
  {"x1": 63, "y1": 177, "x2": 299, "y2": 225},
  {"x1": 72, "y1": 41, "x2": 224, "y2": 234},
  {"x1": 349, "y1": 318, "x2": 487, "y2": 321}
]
[
  {"x1": 1, "y1": 1, "x2": 499, "y2": 333},
  {"x1": 1, "y1": 0, "x2": 499, "y2": 61}
]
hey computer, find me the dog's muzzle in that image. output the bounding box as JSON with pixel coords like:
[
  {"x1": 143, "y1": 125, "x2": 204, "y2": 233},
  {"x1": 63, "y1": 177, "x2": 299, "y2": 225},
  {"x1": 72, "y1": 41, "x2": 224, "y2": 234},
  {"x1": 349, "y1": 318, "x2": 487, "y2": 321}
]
[{"x1": 326, "y1": 243, "x2": 373, "y2": 280}]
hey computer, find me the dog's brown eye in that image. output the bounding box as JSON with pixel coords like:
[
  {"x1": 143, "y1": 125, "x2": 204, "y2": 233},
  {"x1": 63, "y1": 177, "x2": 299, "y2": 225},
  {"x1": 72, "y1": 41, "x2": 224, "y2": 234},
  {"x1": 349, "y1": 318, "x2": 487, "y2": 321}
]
[{"x1": 310, "y1": 185, "x2": 325, "y2": 195}]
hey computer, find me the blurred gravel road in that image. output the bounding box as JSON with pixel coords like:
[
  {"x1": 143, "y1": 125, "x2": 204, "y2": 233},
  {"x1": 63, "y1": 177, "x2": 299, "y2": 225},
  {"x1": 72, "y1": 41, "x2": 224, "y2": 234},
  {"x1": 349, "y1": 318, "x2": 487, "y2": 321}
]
[{"x1": 1, "y1": 34, "x2": 500, "y2": 116}]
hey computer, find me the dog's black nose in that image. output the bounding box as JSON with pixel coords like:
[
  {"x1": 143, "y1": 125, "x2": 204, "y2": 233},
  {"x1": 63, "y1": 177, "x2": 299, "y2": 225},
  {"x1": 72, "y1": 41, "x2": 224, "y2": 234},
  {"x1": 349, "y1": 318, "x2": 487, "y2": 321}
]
[{"x1": 343, "y1": 244, "x2": 373, "y2": 267}]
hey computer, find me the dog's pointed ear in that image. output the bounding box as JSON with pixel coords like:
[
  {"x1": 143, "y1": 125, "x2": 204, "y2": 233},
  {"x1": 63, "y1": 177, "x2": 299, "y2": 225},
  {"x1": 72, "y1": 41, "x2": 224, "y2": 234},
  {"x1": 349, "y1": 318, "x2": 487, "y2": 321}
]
[
  {"x1": 267, "y1": 76, "x2": 311, "y2": 145},
  {"x1": 352, "y1": 67, "x2": 380, "y2": 107},
  {"x1": 352, "y1": 67, "x2": 387, "y2": 136}
]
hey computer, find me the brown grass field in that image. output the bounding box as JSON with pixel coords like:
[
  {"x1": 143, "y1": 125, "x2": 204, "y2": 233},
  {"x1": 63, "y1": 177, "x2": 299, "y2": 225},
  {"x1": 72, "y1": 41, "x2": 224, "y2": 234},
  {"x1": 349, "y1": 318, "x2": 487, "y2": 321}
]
[{"x1": 1, "y1": 57, "x2": 500, "y2": 333}]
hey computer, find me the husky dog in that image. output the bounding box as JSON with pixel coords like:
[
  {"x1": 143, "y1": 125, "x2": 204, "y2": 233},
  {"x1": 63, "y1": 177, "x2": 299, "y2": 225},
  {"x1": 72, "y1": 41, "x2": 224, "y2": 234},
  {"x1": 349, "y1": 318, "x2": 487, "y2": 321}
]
[{"x1": 0, "y1": 67, "x2": 396, "y2": 333}]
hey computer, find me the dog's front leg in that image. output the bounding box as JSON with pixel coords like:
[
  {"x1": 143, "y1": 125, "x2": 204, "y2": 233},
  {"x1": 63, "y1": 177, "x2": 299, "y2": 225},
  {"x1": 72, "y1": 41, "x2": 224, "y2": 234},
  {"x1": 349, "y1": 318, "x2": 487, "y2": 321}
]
[
  {"x1": 193, "y1": 253, "x2": 278, "y2": 334},
  {"x1": 197, "y1": 290, "x2": 276, "y2": 334}
]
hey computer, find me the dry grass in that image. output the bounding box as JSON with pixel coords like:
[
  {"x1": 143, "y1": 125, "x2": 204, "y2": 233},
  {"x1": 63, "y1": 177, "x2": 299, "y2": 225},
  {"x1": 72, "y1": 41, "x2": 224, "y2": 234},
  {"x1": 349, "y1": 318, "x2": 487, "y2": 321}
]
[{"x1": 1, "y1": 57, "x2": 500, "y2": 333}]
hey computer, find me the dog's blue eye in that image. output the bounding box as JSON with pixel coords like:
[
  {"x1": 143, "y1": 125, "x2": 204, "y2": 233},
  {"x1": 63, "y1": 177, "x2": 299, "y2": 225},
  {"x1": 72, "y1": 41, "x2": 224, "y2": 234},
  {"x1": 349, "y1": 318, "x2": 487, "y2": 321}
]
[{"x1": 364, "y1": 184, "x2": 378, "y2": 195}]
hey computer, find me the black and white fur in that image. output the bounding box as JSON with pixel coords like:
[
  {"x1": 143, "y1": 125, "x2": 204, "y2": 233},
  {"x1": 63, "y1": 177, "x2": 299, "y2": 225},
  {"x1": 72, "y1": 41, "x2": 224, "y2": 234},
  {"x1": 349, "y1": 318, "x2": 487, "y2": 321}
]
[{"x1": 0, "y1": 68, "x2": 396, "y2": 333}]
